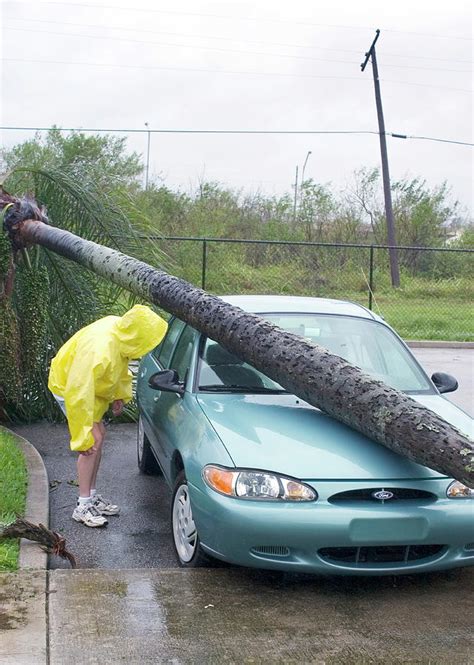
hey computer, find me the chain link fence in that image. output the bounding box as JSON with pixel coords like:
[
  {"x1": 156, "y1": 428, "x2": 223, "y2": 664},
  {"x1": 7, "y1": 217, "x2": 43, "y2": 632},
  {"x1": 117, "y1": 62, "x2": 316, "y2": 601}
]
[{"x1": 146, "y1": 237, "x2": 473, "y2": 341}]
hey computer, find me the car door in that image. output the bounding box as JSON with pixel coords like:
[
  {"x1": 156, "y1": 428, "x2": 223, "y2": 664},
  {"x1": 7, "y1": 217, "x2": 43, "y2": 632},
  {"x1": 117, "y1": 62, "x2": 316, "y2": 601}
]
[
  {"x1": 147, "y1": 324, "x2": 198, "y2": 480},
  {"x1": 138, "y1": 318, "x2": 185, "y2": 460}
]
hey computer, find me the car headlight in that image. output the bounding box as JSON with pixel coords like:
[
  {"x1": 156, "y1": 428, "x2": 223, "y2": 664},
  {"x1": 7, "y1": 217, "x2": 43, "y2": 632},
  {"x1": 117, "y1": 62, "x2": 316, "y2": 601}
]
[
  {"x1": 446, "y1": 480, "x2": 474, "y2": 498},
  {"x1": 203, "y1": 465, "x2": 317, "y2": 501}
]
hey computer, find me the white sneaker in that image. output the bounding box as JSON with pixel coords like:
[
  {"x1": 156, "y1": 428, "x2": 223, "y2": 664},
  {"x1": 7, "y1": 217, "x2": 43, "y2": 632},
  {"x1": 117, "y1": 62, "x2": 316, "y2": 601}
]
[
  {"x1": 72, "y1": 502, "x2": 108, "y2": 527},
  {"x1": 92, "y1": 494, "x2": 120, "y2": 516}
]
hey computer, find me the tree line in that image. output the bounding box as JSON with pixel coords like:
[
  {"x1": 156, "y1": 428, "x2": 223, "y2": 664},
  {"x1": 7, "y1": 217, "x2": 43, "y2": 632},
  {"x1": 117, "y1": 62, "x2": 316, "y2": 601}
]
[{"x1": 0, "y1": 129, "x2": 472, "y2": 422}]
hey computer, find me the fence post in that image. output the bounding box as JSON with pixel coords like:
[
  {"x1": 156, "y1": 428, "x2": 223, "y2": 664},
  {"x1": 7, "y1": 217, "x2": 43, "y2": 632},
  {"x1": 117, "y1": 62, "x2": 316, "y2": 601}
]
[
  {"x1": 368, "y1": 245, "x2": 374, "y2": 310},
  {"x1": 201, "y1": 240, "x2": 207, "y2": 289}
]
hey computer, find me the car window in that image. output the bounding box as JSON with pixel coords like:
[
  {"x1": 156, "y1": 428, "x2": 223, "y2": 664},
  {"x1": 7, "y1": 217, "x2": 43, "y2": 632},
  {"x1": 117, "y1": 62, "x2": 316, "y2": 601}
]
[
  {"x1": 197, "y1": 314, "x2": 433, "y2": 394},
  {"x1": 153, "y1": 318, "x2": 185, "y2": 367},
  {"x1": 199, "y1": 339, "x2": 282, "y2": 391},
  {"x1": 169, "y1": 325, "x2": 197, "y2": 382},
  {"x1": 265, "y1": 314, "x2": 432, "y2": 393}
]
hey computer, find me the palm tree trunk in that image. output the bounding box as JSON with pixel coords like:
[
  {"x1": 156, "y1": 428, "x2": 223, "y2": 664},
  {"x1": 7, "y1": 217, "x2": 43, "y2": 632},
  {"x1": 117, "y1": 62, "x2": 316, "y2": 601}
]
[{"x1": 15, "y1": 219, "x2": 474, "y2": 487}]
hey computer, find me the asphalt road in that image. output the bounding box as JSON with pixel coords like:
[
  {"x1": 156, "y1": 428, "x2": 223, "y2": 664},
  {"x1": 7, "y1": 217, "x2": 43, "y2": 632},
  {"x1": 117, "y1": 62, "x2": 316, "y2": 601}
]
[
  {"x1": 412, "y1": 346, "x2": 473, "y2": 415},
  {"x1": 13, "y1": 346, "x2": 473, "y2": 571}
]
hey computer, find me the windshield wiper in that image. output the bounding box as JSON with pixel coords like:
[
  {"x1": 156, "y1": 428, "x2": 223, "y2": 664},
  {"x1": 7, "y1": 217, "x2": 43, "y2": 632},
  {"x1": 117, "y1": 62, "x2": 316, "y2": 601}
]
[{"x1": 199, "y1": 384, "x2": 289, "y2": 394}]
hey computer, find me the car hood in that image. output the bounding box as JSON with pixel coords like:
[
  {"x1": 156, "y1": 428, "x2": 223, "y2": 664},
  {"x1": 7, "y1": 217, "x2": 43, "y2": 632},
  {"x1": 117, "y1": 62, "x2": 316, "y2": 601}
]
[{"x1": 196, "y1": 393, "x2": 472, "y2": 481}]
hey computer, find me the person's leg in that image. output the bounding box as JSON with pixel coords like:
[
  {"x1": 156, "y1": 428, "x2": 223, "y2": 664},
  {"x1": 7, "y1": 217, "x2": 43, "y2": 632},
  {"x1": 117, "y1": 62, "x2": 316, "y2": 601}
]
[
  {"x1": 77, "y1": 423, "x2": 104, "y2": 498},
  {"x1": 90, "y1": 421, "x2": 105, "y2": 492},
  {"x1": 89, "y1": 421, "x2": 120, "y2": 516}
]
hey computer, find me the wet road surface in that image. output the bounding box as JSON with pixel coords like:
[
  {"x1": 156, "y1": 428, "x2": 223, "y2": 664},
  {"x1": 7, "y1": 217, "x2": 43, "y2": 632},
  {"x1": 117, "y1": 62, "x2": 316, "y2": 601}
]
[
  {"x1": 48, "y1": 567, "x2": 474, "y2": 664},
  {"x1": 13, "y1": 422, "x2": 177, "y2": 570}
]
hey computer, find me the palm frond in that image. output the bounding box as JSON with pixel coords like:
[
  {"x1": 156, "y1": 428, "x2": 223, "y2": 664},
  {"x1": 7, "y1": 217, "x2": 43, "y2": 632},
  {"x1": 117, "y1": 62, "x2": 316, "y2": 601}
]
[{"x1": 2, "y1": 166, "x2": 170, "y2": 421}]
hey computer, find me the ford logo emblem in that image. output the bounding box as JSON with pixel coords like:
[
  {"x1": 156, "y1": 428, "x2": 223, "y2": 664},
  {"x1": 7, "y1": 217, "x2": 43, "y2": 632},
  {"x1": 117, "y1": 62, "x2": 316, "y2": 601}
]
[{"x1": 372, "y1": 490, "x2": 395, "y2": 501}]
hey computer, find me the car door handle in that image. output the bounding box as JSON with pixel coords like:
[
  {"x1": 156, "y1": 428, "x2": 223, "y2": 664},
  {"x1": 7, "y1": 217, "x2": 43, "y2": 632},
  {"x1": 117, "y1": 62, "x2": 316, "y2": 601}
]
[{"x1": 153, "y1": 396, "x2": 160, "y2": 402}]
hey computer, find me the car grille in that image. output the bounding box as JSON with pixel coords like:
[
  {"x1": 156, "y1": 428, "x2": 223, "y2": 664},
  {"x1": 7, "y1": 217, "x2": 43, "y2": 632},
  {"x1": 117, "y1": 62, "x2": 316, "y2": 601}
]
[
  {"x1": 318, "y1": 544, "x2": 445, "y2": 565},
  {"x1": 328, "y1": 487, "x2": 437, "y2": 504}
]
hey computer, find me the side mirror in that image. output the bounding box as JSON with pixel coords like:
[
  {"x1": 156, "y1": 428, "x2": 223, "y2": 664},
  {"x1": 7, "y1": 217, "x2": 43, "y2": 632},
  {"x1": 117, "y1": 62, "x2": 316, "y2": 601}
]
[
  {"x1": 431, "y1": 372, "x2": 458, "y2": 394},
  {"x1": 148, "y1": 370, "x2": 185, "y2": 396}
]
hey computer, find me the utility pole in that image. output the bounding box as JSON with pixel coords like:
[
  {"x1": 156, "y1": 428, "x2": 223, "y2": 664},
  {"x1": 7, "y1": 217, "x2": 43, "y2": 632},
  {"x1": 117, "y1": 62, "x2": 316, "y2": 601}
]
[{"x1": 361, "y1": 29, "x2": 400, "y2": 287}]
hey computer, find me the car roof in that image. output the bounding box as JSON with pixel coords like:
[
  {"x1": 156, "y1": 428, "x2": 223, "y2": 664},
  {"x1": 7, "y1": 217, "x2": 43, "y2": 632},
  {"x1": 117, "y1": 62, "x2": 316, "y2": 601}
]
[{"x1": 219, "y1": 295, "x2": 381, "y2": 321}]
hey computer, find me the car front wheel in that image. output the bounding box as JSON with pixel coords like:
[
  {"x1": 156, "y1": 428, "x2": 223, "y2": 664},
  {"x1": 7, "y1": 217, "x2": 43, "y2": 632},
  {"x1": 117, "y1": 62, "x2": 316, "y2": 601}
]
[
  {"x1": 171, "y1": 471, "x2": 209, "y2": 567},
  {"x1": 137, "y1": 415, "x2": 161, "y2": 474}
]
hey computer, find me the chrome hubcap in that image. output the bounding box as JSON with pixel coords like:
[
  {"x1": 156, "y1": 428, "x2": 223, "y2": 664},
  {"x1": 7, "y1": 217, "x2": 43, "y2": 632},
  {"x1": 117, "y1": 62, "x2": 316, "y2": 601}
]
[{"x1": 172, "y1": 484, "x2": 197, "y2": 562}]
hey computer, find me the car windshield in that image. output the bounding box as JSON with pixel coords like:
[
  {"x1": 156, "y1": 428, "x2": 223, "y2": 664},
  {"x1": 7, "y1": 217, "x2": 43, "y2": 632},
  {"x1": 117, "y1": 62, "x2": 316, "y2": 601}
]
[{"x1": 198, "y1": 313, "x2": 434, "y2": 394}]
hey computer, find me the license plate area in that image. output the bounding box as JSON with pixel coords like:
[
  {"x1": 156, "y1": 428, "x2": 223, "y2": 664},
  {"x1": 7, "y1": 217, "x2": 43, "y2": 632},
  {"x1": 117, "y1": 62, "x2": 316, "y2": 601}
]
[{"x1": 350, "y1": 518, "x2": 428, "y2": 543}]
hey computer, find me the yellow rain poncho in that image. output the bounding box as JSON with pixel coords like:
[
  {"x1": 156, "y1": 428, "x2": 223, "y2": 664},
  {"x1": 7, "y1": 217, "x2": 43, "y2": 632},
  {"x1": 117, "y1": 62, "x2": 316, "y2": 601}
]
[{"x1": 48, "y1": 304, "x2": 168, "y2": 452}]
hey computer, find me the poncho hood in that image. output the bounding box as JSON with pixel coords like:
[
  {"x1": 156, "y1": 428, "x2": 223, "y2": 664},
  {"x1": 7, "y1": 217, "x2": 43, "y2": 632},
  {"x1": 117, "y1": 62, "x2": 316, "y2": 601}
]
[{"x1": 115, "y1": 304, "x2": 168, "y2": 359}]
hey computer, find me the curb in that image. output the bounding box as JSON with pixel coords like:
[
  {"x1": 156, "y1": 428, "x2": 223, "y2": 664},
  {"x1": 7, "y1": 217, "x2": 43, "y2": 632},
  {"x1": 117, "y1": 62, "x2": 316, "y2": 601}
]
[
  {"x1": 407, "y1": 341, "x2": 474, "y2": 349},
  {"x1": 1, "y1": 427, "x2": 49, "y2": 569}
]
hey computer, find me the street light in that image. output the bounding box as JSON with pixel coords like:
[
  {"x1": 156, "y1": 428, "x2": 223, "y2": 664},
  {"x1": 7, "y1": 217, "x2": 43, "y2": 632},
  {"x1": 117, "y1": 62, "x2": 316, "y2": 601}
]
[
  {"x1": 293, "y1": 151, "x2": 312, "y2": 222},
  {"x1": 144, "y1": 122, "x2": 151, "y2": 190},
  {"x1": 301, "y1": 150, "x2": 312, "y2": 188}
]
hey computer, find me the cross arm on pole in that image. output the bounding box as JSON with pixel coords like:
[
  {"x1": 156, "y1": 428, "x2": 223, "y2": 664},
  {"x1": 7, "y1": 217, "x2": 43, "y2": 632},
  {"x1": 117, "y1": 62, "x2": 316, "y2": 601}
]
[{"x1": 360, "y1": 29, "x2": 380, "y2": 71}]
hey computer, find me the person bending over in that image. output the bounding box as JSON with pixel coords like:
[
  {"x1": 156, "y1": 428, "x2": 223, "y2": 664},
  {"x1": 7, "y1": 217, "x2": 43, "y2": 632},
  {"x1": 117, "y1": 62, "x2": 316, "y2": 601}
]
[{"x1": 48, "y1": 304, "x2": 168, "y2": 527}]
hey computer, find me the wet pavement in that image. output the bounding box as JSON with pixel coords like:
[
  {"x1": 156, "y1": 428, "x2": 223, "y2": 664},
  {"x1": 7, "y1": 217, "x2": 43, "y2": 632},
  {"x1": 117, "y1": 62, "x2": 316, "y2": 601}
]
[
  {"x1": 0, "y1": 571, "x2": 47, "y2": 664},
  {"x1": 12, "y1": 422, "x2": 176, "y2": 571},
  {"x1": 412, "y1": 347, "x2": 473, "y2": 415},
  {"x1": 48, "y1": 567, "x2": 474, "y2": 663}
]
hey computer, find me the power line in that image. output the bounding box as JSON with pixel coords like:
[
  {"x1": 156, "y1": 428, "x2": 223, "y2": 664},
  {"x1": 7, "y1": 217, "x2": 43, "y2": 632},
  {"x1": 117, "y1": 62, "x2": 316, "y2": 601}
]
[
  {"x1": 0, "y1": 125, "x2": 472, "y2": 146},
  {"x1": 5, "y1": 25, "x2": 471, "y2": 74},
  {"x1": 29, "y1": 2, "x2": 474, "y2": 41},
  {"x1": 6, "y1": 17, "x2": 473, "y2": 65},
  {"x1": 393, "y1": 133, "x2": 474, "y2": 147},
  {"x1": 0, "y1": 26, "x2": 361, "y2": 67},
  {"x1": 3, "y1": 57, "x2": 472, "y2": 93},
  {"x1": 0, "y1": 57, "x2": 372, "y2": 83}
]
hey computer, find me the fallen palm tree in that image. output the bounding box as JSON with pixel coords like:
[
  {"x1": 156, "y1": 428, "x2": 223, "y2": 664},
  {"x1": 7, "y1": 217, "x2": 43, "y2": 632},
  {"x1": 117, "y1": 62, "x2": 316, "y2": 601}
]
[{"x1": 1, "y1": 194, "x2": 473, "y2": 487}]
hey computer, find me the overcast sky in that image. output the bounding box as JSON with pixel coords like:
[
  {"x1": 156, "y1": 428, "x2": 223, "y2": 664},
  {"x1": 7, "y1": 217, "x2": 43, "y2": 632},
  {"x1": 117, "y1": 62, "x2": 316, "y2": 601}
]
[{"x1": 1, "y1": 0, "x2": 472, "y2": 215}]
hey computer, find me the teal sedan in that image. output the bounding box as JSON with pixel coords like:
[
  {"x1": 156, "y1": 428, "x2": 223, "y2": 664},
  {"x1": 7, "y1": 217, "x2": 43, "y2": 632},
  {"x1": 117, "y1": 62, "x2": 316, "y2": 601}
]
[{"x1": 136, "y1": 296, "x2": 474, "y2": 575}]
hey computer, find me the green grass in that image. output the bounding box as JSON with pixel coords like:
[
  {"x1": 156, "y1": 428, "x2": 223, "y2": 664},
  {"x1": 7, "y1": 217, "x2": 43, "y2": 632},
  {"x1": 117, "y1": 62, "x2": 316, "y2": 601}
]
[
  {"x1": 195, "y1": 259, "x2": 473, "y2": 342},
  {"x1": 0, "y1": 428, "x2": 28, "y2": 571}
]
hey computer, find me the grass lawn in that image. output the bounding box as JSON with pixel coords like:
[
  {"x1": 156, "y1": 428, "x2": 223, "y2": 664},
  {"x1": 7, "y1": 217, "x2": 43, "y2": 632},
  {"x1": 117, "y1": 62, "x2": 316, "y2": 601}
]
[
  {"x1": 0, "y1": 428, "x2": 27, "y2": 571},
  {"x1": 202, "y1": 261, "x2": 473, "y2": 342}
]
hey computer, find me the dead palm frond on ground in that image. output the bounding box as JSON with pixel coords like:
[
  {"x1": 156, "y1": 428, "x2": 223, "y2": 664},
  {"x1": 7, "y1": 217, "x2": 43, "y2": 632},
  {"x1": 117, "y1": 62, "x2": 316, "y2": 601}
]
[{"x1": 0, "y1": 518, "x2": 76, "y2": 568}]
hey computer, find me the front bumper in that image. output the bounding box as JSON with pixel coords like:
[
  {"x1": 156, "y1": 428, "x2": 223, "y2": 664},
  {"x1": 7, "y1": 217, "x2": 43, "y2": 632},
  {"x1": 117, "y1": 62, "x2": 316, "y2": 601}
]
[{"x1": 189, "y1": 479, "x2": 474, "y2": 576}]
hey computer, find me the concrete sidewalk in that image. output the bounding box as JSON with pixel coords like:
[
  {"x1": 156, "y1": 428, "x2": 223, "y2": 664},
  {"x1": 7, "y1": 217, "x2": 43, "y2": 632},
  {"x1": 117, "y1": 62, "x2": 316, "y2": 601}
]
[
  {"x1": 0, "y1": 429, "x2": 49, "y2": 664},
  {"x1": 2, "y1": 566, "x2": 473, "y2": 664}
]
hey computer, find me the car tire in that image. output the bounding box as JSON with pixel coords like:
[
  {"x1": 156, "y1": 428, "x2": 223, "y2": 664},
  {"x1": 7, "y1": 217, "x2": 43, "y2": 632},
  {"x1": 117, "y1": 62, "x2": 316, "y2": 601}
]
[
  {"x1": 137, "y1": 415, "x2": 161, "y2": 475},
  {"x1": 171, "y1": 470, "x2": 209, "y2": 567}
]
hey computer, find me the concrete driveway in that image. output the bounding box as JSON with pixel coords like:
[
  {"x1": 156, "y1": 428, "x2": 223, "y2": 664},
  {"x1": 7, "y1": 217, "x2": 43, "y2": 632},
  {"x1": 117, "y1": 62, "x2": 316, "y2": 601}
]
[{"x1": 46, "y1": 566, "x2": 473, "y2": 664}]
